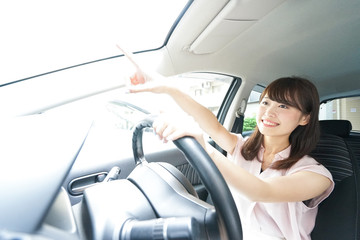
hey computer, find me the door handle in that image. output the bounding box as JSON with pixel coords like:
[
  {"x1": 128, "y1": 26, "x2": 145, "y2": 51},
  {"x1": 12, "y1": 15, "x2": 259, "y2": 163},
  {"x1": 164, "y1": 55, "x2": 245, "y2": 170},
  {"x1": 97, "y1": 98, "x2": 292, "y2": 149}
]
[
  {"x1": 68, "y1": 172, "x2": 107, "y2": 195},
  {"x1": 68, "y1": 166, "x2": 122, "y2": 195}
]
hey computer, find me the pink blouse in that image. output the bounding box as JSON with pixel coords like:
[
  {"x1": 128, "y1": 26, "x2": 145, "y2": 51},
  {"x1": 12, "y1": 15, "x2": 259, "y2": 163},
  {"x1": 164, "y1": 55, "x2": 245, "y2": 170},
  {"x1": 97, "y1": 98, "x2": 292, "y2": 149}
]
[{"x1": 228, "y1": 134, "x2": 334, "y2": 240}]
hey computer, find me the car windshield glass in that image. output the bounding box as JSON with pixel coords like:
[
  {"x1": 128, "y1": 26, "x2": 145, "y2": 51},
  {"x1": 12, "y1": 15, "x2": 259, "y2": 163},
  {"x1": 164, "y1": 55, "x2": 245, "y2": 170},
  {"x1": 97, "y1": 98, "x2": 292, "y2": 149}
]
[{"x1": 0, "y1": 0, "x2": 189, "y2": 85}]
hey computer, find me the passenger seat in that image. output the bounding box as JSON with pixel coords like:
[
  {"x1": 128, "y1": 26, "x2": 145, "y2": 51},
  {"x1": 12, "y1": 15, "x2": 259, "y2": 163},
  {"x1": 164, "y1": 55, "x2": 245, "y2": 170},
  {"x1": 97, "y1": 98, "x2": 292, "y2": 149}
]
[
  {"x1": 320, "y1": 120, "x2": 360, "y2": 167},
  {"x1": 310, "y1": 120, "x2": 360, "y2": 239}
]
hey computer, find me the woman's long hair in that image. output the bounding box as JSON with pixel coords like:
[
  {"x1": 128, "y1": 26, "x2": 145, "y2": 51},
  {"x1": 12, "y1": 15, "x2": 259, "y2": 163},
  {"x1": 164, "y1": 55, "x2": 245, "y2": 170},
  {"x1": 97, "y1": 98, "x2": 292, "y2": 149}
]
[{"x1": 241, "y1": 76, "x2": 320, "y2": 170}]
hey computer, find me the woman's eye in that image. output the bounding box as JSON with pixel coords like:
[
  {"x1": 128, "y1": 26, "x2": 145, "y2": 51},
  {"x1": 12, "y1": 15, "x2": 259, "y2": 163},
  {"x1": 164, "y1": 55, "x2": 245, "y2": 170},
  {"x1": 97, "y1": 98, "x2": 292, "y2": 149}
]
[
  {"x1": 279, "y1": 104, "x2": 288, "y2": 109},
  {"x1": 261, "y1": 100, "x2": 268, "y2": 105}
]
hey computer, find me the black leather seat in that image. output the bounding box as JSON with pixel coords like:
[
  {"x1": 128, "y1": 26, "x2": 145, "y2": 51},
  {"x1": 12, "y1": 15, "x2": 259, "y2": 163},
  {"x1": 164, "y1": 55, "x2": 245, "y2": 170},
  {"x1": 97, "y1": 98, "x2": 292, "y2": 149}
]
[
  {"x1": 320, "y1": 120, "x2": 360, "y2": 175},
  {"x1": 310, "y1": 120, "x2": 360, "y2": 239}
]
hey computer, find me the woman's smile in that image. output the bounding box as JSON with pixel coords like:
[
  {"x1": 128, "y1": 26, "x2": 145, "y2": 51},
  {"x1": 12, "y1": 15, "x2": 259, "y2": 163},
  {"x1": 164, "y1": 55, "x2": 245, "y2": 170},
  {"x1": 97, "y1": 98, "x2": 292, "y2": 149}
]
[{"x1": 261, "y1": 119, "x2": 279, "y2": 127}]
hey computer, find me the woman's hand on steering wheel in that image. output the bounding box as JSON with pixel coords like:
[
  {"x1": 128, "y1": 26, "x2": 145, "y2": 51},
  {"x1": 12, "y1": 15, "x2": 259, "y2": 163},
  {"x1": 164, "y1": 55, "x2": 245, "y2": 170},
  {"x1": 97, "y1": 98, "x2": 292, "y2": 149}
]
[{"x1": 153, "y1": 113, "x2": 207, "y2": 148}]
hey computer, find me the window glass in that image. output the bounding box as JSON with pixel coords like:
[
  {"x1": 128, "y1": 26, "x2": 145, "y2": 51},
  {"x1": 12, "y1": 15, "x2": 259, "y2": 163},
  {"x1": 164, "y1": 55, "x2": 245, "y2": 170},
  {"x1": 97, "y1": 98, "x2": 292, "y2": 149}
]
[
  {"x1": 319, "y1": 96, "x2": 360, "y2": 132},
  {"x1": 243, "y1": 85, "x2": 265, "y2": 132},
  {"x1": 169, "y1": 73, "x2": 233, "y2": 115},
  {"x1": 0, "y1": 0, "x2": 189, "y2": 85},
  {"x1": 102, "y1": 73, "x2": 233, "y2": 130}
]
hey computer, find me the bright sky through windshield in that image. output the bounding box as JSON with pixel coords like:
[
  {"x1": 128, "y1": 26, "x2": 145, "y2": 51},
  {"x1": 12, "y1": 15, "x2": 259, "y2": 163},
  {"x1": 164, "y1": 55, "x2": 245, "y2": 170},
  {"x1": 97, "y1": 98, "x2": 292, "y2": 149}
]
[{"x1": 0, "y1": 0, "x2": 188, "y2": 84}]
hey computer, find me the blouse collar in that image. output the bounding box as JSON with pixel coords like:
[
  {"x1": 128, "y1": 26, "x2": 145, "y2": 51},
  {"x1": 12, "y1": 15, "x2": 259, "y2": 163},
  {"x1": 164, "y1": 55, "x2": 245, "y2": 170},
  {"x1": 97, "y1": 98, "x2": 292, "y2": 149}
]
[{"x1": 259, "y1": 144, "x2": 291, "y2": 162}]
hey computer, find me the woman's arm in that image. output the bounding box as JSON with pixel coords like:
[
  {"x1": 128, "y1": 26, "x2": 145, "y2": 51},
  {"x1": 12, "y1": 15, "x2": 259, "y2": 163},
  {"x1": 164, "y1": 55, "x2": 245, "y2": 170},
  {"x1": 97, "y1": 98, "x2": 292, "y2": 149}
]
[
  {"x1": 207, "y1": 144, "x2": 332, "y2": 202},
  {"x1": 119, "y1": 46, "x2": 237, "y2": 153},
  {"x1": 145, "y1": 86, "x2": 238, "y2": 154},
  {"x1": 152, "y1": 113, "x2": 332, "y2": 203}
]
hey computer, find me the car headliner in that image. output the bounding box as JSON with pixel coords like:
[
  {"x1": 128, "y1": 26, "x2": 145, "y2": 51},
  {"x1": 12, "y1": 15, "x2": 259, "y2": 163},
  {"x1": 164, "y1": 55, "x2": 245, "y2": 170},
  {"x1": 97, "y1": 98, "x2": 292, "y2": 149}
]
[{"x1": 162, "y1": 0, "x2": 360, "y2": 102}]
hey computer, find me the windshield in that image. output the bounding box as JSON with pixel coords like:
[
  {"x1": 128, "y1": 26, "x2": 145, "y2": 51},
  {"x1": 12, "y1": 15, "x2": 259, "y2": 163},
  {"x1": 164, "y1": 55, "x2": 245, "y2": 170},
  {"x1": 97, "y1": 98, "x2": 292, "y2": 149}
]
[{"x1": 0, "y1": 0, "x2": 189, "y2": 85}]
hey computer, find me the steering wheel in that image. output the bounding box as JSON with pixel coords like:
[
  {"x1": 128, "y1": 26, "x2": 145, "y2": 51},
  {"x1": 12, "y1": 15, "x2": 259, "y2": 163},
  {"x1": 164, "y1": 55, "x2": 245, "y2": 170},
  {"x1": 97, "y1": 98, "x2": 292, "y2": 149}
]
[{"x1": 129, "y1": 116, "x2": 243, "y2": 239}]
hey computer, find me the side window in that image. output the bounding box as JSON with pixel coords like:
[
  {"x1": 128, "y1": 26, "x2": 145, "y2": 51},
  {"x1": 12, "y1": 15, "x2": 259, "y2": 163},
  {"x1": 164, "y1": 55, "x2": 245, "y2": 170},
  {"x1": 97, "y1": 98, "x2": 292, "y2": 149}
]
[
  {"x1": 243, "y1": 85, "x2": 265, "y2": 133},
  {"x1": 319, "y1": 96, "x2": 360, "y2": 132},
  {"x1": 105, "y1": 72, "x2": 233, "y2": 130},
  {"x1": 169, "y1": 73, "x2": 233, "y2": 116}
]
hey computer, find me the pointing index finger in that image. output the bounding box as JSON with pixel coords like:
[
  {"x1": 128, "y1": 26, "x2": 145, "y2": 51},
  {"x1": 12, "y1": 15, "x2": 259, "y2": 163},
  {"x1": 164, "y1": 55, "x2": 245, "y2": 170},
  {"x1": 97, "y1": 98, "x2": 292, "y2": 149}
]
[{"x1": 116, "y1": 44, "x2": 140, "y2": 69}]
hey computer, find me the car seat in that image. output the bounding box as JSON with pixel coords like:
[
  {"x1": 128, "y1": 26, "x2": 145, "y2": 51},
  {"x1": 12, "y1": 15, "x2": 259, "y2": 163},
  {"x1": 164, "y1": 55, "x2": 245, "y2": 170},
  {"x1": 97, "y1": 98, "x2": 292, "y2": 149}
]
[{"x1": 310, "y1": 120, "x2": 360, "y2": 239}]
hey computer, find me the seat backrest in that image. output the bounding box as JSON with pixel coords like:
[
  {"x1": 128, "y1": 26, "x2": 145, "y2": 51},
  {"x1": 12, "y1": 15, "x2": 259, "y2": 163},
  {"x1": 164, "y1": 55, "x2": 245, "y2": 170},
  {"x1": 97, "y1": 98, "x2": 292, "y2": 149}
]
[
  {"x1": 319, "y1": 119, "x2": 352, "y2": 138},
  {"x1": 346, "y1": 135, "x2": 360, "y2": 170},
  {"x1": 310, "y1": 121, "x2": 360, "y2": 239},
  {"x1": 320, "y1": 119, "x2": 360, "y2": 174}
]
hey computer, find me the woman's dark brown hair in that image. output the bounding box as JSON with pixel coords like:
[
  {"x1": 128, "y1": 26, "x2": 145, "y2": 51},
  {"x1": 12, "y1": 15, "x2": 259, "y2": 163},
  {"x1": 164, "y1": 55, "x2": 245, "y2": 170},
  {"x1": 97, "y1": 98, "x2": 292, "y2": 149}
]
[{"x1": 241, "y1": 76, "x2": 320, "y2": 170}]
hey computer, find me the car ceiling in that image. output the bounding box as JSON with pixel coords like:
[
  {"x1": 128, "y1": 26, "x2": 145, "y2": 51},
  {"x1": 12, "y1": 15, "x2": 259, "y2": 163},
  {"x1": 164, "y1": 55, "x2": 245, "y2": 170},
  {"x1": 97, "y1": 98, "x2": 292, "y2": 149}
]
[{"x1": 163, "y1": 0, "x2": 360, "y2": 102}]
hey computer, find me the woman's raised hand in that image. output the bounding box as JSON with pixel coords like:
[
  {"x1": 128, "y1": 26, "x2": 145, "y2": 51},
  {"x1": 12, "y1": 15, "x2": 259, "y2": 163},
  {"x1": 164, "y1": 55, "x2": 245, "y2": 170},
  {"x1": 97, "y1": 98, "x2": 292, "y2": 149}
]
[{"x1": 116, "y1": 44, "x2": 166, "y2": 94}]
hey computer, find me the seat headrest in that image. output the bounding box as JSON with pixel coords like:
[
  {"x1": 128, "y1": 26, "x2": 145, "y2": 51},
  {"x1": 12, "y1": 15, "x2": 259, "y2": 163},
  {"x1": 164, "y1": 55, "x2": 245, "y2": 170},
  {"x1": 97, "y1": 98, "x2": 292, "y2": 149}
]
[{"x1": 319, "y1": 120, "x2": 352, "y2": 137}]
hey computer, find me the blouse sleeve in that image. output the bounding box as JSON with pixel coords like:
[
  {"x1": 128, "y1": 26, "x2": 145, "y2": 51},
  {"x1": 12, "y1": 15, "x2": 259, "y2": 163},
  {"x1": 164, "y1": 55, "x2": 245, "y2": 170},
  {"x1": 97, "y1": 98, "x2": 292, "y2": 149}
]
[
  {"x1": 227, "y1": 134, "x2": 246, "y2": 164},
  {"x1": 288, "y1": 155, "x2": 335, "y2": 208}
]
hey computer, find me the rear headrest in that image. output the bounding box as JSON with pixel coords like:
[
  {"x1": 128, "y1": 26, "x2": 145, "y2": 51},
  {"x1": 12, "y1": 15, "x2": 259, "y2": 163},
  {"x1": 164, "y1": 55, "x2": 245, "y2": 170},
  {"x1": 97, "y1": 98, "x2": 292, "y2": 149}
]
[{"x1": 319, "y1": 120, "x2": 352, "y2": 137}]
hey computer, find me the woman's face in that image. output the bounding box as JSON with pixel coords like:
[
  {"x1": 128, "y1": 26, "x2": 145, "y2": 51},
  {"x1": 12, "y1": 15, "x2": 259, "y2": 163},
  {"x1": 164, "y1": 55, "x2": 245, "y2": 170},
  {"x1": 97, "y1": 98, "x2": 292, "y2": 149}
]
[{"x1": 256, "y1": 95, "x2": 309, "y2": 139}]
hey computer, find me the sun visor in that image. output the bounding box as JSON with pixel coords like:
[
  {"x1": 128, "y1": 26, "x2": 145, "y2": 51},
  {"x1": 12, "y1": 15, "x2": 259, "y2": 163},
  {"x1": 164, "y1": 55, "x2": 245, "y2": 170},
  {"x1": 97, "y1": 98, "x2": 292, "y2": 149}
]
[{"x1": 189, "y1": 0, "x2": 285, "y2": 54}]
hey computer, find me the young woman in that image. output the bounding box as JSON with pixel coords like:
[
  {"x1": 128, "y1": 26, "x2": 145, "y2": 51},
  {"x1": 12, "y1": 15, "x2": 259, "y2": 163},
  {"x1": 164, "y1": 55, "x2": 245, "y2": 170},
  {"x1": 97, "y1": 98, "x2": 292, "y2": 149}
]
[{"x1": 120, "y1": 47, "x2": 334, "y2": 240}]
